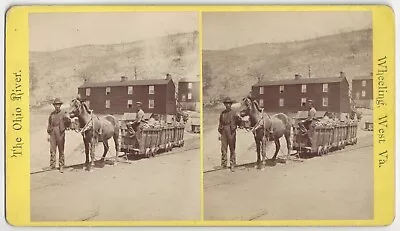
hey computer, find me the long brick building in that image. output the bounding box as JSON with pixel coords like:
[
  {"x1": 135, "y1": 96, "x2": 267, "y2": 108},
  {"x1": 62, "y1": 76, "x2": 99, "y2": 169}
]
[
  {"x1": 251, "y1": 72, "x2": 351, "y2": 114},
  {"x1": 78, "y1": 75, "x2": 177, "y2": 120}
]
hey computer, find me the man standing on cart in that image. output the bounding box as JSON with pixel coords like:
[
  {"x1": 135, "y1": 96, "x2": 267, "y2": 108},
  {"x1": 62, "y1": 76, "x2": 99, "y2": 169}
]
[
  {"x1": 134, "y1": 102, "x2": 145, "y2": 152},
  {"x1": 302, "y1": 99, "x2": 317, "y2": 146}
]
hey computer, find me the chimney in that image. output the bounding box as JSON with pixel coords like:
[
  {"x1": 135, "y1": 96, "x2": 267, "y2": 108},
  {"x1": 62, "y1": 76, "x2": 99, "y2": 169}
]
[
  {"x1": 165, "y1": 73, "x2": 172, "y2": 80},
  {"x1": 339, "y1": 71, "x2": 346, "y2": 78},
  {"x1": 121, "y1": 76, "x2": 128, "y2": 82},
  {"x1": 294, "y1": 74, "x2": 301, "y2": 80}
]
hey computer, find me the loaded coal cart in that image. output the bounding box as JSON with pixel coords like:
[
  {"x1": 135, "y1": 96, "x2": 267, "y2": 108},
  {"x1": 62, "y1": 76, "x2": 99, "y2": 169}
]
[
  {"x1": 293, "y1": 117, "x2": 358, "y2": 156},
  {"x1": 118, "y1": 118, "x2": 185, "y2": 158}
]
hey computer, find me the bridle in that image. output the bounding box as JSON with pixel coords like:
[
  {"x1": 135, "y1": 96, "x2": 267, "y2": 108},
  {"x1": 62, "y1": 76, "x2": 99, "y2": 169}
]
[{"x1": 70, "y1": 98, "x2": 95, "y2": 136}]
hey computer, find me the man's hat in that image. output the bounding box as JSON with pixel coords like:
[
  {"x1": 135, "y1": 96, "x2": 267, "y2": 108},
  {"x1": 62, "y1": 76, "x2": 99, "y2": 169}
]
[
  {"x1": 52, "y1": 98, "x2": 63, "y2": 105},
  {"x1": 136, "y1": 102, "x2": 142, "y2": 106},
  {"x1": 222, "y1": 97, "x2": 236, "y2": 104},
  {"x1": 307, "y1": 100, "x2": 314, "y2": 103}
]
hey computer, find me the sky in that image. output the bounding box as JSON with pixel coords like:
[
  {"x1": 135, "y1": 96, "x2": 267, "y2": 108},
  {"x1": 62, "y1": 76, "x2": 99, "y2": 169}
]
[
  {"x1": 203, "y1": 11, "x2": 372, "y2": 50},
  {"x1": 29, "y1": 12, "x2": 198, "y2": 51}
]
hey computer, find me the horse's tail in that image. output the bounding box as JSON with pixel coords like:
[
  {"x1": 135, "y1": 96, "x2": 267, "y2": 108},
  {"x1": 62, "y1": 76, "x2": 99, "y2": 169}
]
[
  {"x1": 275, "y1": 113, "x2": 292, "y2": 130},
  {"x1": 104, "y1": 115, "x2": 121, "y2": 150}
]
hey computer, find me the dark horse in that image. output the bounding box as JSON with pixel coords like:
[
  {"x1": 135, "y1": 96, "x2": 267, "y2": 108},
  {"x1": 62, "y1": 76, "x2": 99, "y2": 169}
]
[
  {"x1": 239, "y1": 96, "x2": 292, "y2": 169},
  {"x1": 68, "y1": 97, "x2": 120, "y2": 171}
]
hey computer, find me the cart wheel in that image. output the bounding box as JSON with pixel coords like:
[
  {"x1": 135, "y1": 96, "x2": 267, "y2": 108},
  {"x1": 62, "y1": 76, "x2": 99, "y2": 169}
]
[{"x1": 317, "y1": 146, "x2": 323, "y2": 156}]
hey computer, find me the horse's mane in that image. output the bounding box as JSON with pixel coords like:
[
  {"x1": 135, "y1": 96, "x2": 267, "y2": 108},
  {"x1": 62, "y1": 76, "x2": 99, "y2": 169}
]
[
  {"x1": 82, "y1": 101, "x2": 92, "y2": 114},
  {"x1": 252, "y1": 100, "x2": 263, "y2": 113},
  {"x1": 73, "y1": 98, "x2": 93, "y2": 115}
]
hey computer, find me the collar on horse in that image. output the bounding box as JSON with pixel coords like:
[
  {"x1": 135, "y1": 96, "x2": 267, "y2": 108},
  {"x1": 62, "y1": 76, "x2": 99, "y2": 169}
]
[
  {"x1": 250, "y1": 113, "x2": 273, "y2": 135},
  {"x1": 74, "y1": 114, "x2": 94, "y2": 135}
]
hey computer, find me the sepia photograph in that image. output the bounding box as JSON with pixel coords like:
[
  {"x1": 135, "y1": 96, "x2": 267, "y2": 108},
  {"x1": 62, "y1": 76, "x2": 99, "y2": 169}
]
[
  {"x1": 29, "y1": 11, "x2": 201, "y2": 221},
  {"x1": 202, "y1": 11, "x2": 373, "y2": 220}
]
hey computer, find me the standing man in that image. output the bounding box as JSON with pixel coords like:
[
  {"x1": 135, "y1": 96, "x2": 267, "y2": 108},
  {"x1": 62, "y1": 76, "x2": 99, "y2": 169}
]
[
  {"x1": 135, "y1": 102, "x2": 145, "y2": 123},
  {"x1": 134, "y1": 102, "x2": 145, "y2": 153},
  {"x1": 218, "y1": 97, "x2": 241, "y2": 172},
  {"x1": 46, "y1": 98, "x2": 67, "y2": 173},
  {"x1": 304, "y1": 99, "x2": 317, "y2": 146}
]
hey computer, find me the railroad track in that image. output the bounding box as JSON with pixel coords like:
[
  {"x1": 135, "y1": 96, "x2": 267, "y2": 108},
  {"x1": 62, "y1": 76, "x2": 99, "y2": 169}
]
[
  {"x1": 203, "y1": 141, "x2": 373, "y2": 174},
  {"x1": 30, "y1": 141, "x2": 200, "y2": 176}
]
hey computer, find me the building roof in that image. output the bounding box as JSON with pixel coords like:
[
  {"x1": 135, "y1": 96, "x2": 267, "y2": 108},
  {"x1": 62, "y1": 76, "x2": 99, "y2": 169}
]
[
  {"x1": 79, "y1": 78, "x2": 171, "y2": 88},
  {"x1": 353, "y1": 75, "x2": 373, "y2": 80},
  {"x1": 253, "y1": 76, "x2": 347, "y2": 87}
]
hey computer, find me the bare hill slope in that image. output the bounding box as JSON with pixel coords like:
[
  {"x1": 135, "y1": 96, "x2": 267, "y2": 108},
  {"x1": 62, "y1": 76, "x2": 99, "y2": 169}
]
[
  {"x1": 30, "y1": 31, "x2": 199, "y2": 107},
  {"x1": 202, "y1": 29, "x2": 372, "y2": 105}
]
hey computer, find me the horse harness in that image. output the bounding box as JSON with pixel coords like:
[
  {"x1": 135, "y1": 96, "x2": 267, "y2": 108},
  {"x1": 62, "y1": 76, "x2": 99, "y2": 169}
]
[{"x1": 73, "y1": 112, "x2": 103, "y2": 140}]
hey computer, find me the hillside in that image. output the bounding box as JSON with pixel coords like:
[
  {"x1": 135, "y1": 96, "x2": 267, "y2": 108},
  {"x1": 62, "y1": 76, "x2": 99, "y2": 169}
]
[
  {"x1": 202, "y1": 29, "x2": 372, "y2": 105},
  {"x1": 29, "y1": 31, "x2": 199, "y2": 108}
]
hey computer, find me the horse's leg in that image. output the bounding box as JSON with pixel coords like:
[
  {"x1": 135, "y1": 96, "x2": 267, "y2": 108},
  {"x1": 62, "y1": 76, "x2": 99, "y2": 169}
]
[
  {"x1": 83, "y1": 138, "x2": 90, "y2": 169},
  {"x1": 113, "y1": 130, "x2": 121, "y2": 163},
  {"x1": 101, "y1": 140, "x2": 109, "y2": 161},
  {"x1": 284, "y1": 131, "x2": 291, "y2": 160},
  {"x1": 272, "y1": 139, "x2": 280, "y2": 161},
  {"x1": 260, "y1": 136, "x2": 267, "y2": 170},
  {"x1": 89, "y1": 140, "x2": 96, "y2": 171},
  {"x1": 254, "y1": 136, "x2": 261, "y2": 169}
]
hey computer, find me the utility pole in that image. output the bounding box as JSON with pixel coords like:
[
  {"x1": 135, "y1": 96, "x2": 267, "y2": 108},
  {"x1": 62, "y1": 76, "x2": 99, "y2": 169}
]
[{"x1": 134, "y1": 66, "x2": 137, "y2": 80}]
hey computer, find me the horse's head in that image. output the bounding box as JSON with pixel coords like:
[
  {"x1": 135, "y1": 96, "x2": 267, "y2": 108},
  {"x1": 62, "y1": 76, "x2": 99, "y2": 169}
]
[
  {"x1": 68, "y1": 97, "x2": 87, "y2": 119},
  {"x1": 239, "y1": 96, "x2": 252, "y2": 117}
]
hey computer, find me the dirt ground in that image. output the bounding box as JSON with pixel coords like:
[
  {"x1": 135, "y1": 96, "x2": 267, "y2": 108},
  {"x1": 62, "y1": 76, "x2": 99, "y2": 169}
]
[
  {"x1": 30, "y1": 109, "x2": 201, "y2": 221},
  {"x1": 203, "y1": 110, "x2": 374, "y2": 221}
]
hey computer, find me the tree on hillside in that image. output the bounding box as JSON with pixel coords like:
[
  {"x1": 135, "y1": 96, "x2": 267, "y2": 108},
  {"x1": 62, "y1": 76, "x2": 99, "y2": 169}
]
[
  {"x1": 202, "y1": 61, "x2": 212, "y2": 93},
  {"x1": 78, "y1": 69, "x2": 92, "y2": 83},
  {"x1": 247, "y1": 67, "x2": 266, "y2": 82}
]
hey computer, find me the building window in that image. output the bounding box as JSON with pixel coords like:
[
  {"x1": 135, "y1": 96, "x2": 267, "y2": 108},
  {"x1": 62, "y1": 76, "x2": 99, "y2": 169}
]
[
  {"x1": 322, "y1": 83, "x2": 328, "y2": 93},
  {"x1": 149, "y1": 99, "x2": 155, "y2": 109},
  {"x1": 301, "y1": 98, "x2": 306, "y2": 106},
  {"x1": 362, "y1": 80, "x2": 366, "y2": 87},
  {"x1": 279, "y1": 85, "x2": 284, "y2": 93},
  {"x1": 259, "y1": 99, "x2": 264, "y2": 107},
  {"x1": 279, "y1": 98, "x2": 284, "y2": 107},
  {"x1": 128, "y1": 86, "x2": 133, "y2": 95},
  {"x1": 188, "y1": 82, "x2": 193, "y2": 89},
  {"x1": 362, "y1": 90, "x2": 366, "y2": 97},
  {"x1": 149, "y1": 85, "x2": 155, "y2": 95},
  {"x1": 260, "y1": 87, "x2": 264, "y2": 95},
  {"x1": 105, "y1": 100, "x2": 110, "y2": 108},
  {"x1": 301, "y1": 84, "x2": 307, "y2": 93},
  {"x1": 322, "y1": 98, "x2": 328, "y2": 107},
  {"x1": 356, "y1": 92, "x2": 360, "y2": 100},
  {"x1": 106, "y1": 87, "x2": 111, "y2": 95},
  {"x1": 188, "y1": 93, "x2": 192, "y2": 100},
  {"x1": 182, "y1": 95, "x2": 186, "y2": 102},
  {"x1": 127, "y1": 100, "x2": 133, "y2": 108},
  {"x1": 86, "y1": 88, "x2": 91, "y2": 96}
]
